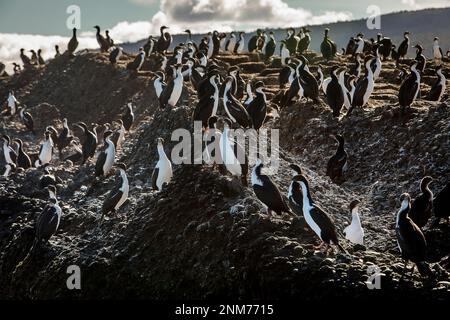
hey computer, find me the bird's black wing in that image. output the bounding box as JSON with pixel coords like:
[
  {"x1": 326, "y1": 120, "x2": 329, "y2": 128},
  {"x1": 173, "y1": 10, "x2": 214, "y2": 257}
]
[
  {"x1": 151, "y1": 167, "x2": 159, "y2": 190},
  {"x1": 310, "y1": 204, "x2": 338, "y2": 244},
  {"x1": 95, "y1": 151, "x2": 107, "y2": 176},
  {"x1": 159, "y1": 80, "x2": 175, "y2": 108},
  {"x1": 36, "y1": 205, "x2": 59, "y2": 242}
]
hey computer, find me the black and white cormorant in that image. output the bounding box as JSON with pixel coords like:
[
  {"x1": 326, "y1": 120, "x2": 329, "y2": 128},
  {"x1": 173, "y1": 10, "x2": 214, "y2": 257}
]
[
  {"x1": 343, "y1": 200, "x2": 364, "y2": 245},
  {"x1": 395, "y1": 193, "x2": 433, "y2": 277},
  {"x1": 433, "y1": 37, "x2": 443, "y2": 66},
  {"x1": 297, "y1": 55, "x2": 319, "y2": 102},
  {"x1": 75, "y1": 122, "x2": 97, "y2": 164},
  {"x1": 20, "y1": 48, "x2": 31, "y2": 66},
  {"x1": 151, "y1": 137, "x2": 173, "y2": 191},
  {"x1": 2, "y1": 135, "x2": 17, "y2": 165},
  {"x1": 126, "y1": 47, "x2": 145, "y2": 72},
  {"x1": 105, "y1": 30, "x2": 114, "y2": 46},
  {"x1": 101, "y1": 163, "x2": 129, "y2": 221},
  {"x1": 193, "y1": 71, "x2": 220, "y2": 128},
  {"x1": 248, "y1": 30, "x2": 262, "y2": 53},
  {"x1": 264, "y1": 32, "x2": 276, "y2": 59},
  {"x1": 143, "y1": 36, "x2": 155, "y2": 57},
  {"x1": 13, "y1": 138, "x2": 31, "y2": 169},
  {"x1": 68, "y1": 28, "x2": 78, "y2": 55},
  {"x1": 221, "y1": 76, "x2": 251, "y2": 128},
  {"x1": 234, "y1": 32, "x2": 245, "y2": 55},
  {"x1": 36, "y1": 130, "x2": 53, "y2": 167},
  {"x1": 152, "y1": 71, "x2": 166, "y2": 98},
  {"x1": 396, "y1": 31, "x2": 410, "y2": 64},
  {"x1": 7, "y1": 90, "x2": 18, "y2": 116},
  {"x1": 252, "y1": 158, "x2": 290, "y2": 215},
  {"x1": 414, "y1": 44, "x2": 426, "y2": 73},
  {"x1": 292, "y1": 174, "x2": 346, "y2": 252},
  {"x1": 155, "y1": 26, "x2": 172, "y2": 53},
  {"x1": 426, "y1": 66, "x2": 446, "y2": 102},
  {"x1": 398, "y1": 61, "x2": 421, "y2": 112},
  {"x1": 122, "y1": 103, "x2": 134, "y2": 131},
  {"x1": 225, "y1": 33, "x2": 236, "y2": 53},
  {"x1": 109, "y1": 46, "x2": 123, "y2": 65},
  {"x1": 279, "y1": 59, "x2": 295, "y2": 88},
  {"x1": 18, "y1": 106, "x2": 34, "y2": 134},
  {"x1": 159, "y1": 64, "x2": 183, "y2": 108},
  {"x1": 35, "y1": 185, "x2": 62, "y2": 244},
  {"x1": 409, "y1": 176, "x2": 433, "y2": 229},
  {"x1": 30, "y1": 50, "x2": 38, "y2": 65},
  {"x1": 321, "y1": 28, "x2": 337, "y2": 60},
  {"x1": 297, "y1": 28, "x2": 311, "y2": 54},
  {"x1": 247, "y1": 81, "x2": 267, "y2": 131},
  {"x1": 348, "y1": 56, "x2": 375, "y2": 115},
  {"x1": 39, "y1": 164, "x2": 57, "y2": 189},
  {"x1": 56, "y1": 118, "x2": 73, "y2": 158},
  {"x1": 219, "y1": 118, "x2": 248, "y2": 185},
  {"x1": 326, "y1": 66, "x2": 345, "y2": 117},
  {"x1": 94, "y1": 25, "x2": 110, "y2": 52},
  {"x1": 280, "y1": 40, "x2": 290, "y2": 66},
  {"x1": 95, "y1": 130, "x2": 115, "y2": 177},
  {"x1": 63, "y1": 140, "x2": 83, "y2": 164},
  {"x1": 326, "y1": 134, "x2": 348, "y2": 183}
]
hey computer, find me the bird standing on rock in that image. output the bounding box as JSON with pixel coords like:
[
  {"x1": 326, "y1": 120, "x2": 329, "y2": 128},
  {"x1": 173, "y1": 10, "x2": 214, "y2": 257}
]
[
  {"x1": 75, "y1": 122, "x2": 97, "y2": 164},
  {"x1": 2, "y1": 135, "x2": 17, "y2": 165},
  {"x1": 127, "y1": 47, "x2": 145, "y2": 72},
  {"x1": 101, "y1": 163, "x2": 129, "y2": 221},
  {"x1": 252, "y1": 158, "x2": 290, "y2": 216},
  {"x1": 398, "y1": 61, "x2": 421, "y2": 113},
  {"x1": 151, "y1": 138, "x2": 173, "y2": 191},
  {"x1": 68, "y1": 28, "x2": 79, "y2": 55},
  {"x1": 344, "y1": 200, "x2": 364, "y2": 245},
  {"x1": 94, "y1": 25, "x2": 110, "y2": 52},
  {"x1": 409, "y1": 176, "x2": 433, "y2": 229},
  {"x1": 292, "y1": 174, "x2": 346, "y2": 253},
  {"x1": 395, "y1": 193, "x2": 433, "y2": 277},
  {"x1": 36, "y1": 130, "x2": 53, "y2": 167},
  {"x1": 18, "y1": 106, "x2": 34, "y2": 134},
  {"x1": 326, "y1": 134, "x2": 348, "y2": 183},
  {"x1": 95, "y1": 130, "x2": 115, "y2": 177},
  {"x1": 122, "y1": 103, "x2": 134, "y2": 131},
  {"x1": 13, "y1": 138, "x2": 31, "y2": 169}
]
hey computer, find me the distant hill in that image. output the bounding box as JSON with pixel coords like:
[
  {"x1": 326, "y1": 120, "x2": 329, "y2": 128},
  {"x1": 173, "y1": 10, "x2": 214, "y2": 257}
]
[{"x1": 122, "y1": 7, "x2": 450, "y2": 58}]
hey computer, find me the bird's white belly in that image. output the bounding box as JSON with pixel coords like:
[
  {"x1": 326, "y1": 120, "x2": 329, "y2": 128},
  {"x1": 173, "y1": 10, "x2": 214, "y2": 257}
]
[
  {"x1": 40, "y1": 142, "x2": 52, "y2": 164},
  {"x1": 103, "y1": 148, "x2": 115, "y2": 175},
  {"x1": 156, "y1": 159, "x2": 172, "y2": 190},
  {"x1": 168, "y1": 79, "x2": 183, "y2": 107}
]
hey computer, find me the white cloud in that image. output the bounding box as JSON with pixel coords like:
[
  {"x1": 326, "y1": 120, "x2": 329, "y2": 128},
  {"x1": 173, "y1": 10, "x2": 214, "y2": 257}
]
[
  {"x1": 401, "y1": 0, "x2": 450, "y2": 9},
  {"x1": 0, "y1": 0, "x2": 354, "y2": 72}
]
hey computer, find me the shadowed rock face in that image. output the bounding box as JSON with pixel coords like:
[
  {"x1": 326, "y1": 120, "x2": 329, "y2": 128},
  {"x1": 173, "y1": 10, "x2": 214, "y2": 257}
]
[{"x1": 0, "y1": 49, "x2": 449, "y2": 301}]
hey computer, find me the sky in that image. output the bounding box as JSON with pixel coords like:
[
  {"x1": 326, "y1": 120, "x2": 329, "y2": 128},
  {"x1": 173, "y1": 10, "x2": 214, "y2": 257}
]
[{"x1": 1, "y1": 0, "x2": 450, "y2": 71}]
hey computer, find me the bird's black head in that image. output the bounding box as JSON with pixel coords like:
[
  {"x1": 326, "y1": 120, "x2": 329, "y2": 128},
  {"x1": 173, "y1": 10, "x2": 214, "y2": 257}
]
[
  {"x1": 20, "y1": 48, "x2": 25, "y2": 53},
  {"x1": 157, "y1": 137, "x2": 165, "y2": 145},
  {"x1": 115, "y1": 162, "x2": 127, "y2": 171},
  {"x1": 103, "y1": 130, "x2": 113, "y2": 139},
  {"x1": 208, "y1": 116, "x2": 218, "y2": 128},
  {"x1": 222, "y1": 117, "x2": 232, "y2": 128},
  {"x1": 292, "y1": 174, "x2": 310, "y2": 189},
  {"x1": 399, "y1": 192, "x2": 411, "y2": 203},
  {"x1": 349, "y1": 199, "x2": 360, "y2": 211},
  {"x1": 46, "y1": 184, "x2": 57, "y2": 194},
  {"x1": 254, "y1": 81, "x2": 264, "y2": 90},
  {"x1": 421, "y1": 176, "x2": 433, "y2": 187},
  {"x1": 161, "y1": 25, "x2": 169, "y2": 30},
  {"x1": 94, "y1": 25, "x2": 100, "y2": 30},
  {"x1": 331, "y1": 134, "x2": 345, "y2": 145},
  {"x1": 12, "y1": 138, "x2": 23, "y2": 146},
  {"x1": 2, "y1": 135, "x2": 10, "y2": 143},
  {"x1": 289, "y1": 163, "x2": 303, "y2": 175}
]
